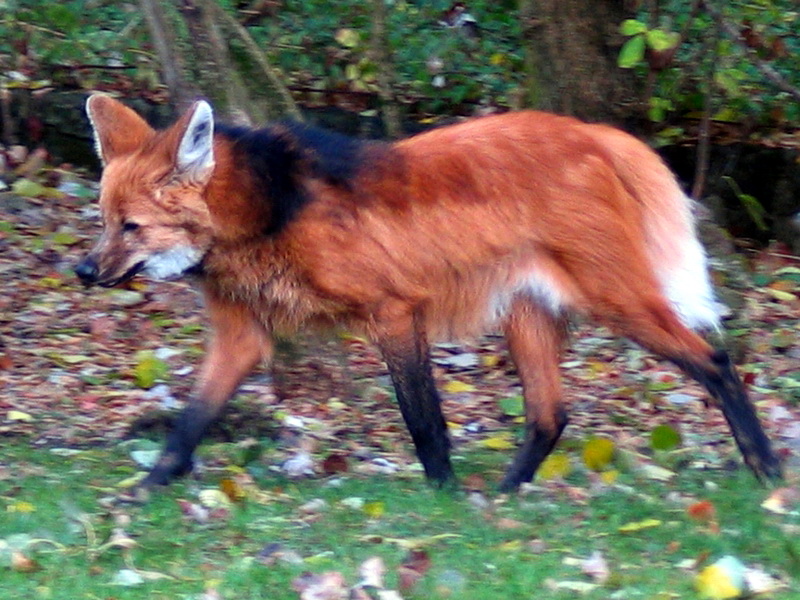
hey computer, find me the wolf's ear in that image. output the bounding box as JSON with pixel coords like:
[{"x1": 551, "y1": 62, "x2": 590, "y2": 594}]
[
  {"x1": 86, "y1": 94, "x2": 155, "y2": 165},
  {"x1": 173, "y1": 101, "x2": 215, "y2": 184}
]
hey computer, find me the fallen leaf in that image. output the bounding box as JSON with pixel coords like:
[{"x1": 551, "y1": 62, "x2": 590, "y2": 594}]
[
  {"x1": 695, "y1": 556, "x2": 746, "y2": 599},
  {"x1": 7, "y1": 410, "x2": 33, "y2": 422},
  {"x1": 111, "y1": 569, "x2": 145, "y2": 586},
  {"x1": 199, "y1": 489, "x2": 233, "y2": 510},
  {"x1": 583, "y1": 437, "x2": 615, "y2": 471},
  {"x1": 283, "y1": 450, "x2": 315, "y2": 478},
  {"x1": 687, "y1": 500, "x2": 717, "y2": 523},
  {"x1": 257, "y1": 542, "x2": 304, "y2": 566},
  {"x1": 498, "y1": 395, "x2": 525, "y2": 417},
  {"x1": 130, "y1": 449, "x2": 160, "y2": 469},
  {"x1": 618, "y1": 518, "x2": 662, "y2": 533},
  {"x1": 299, "y1": 498, "x2": 328, "y2": 514},
  {"x1": 398, "y1": 549, "x2": 431, "y2": 591},
  {"x1": 651, "y1": 424, "x2": 682, "y2": 450},
  {"x1": 536, "y1": 453, "x2": 572, "y2": 480},
  {"x1": 497, "y1": 539, "x2": 523, "y2": 552},
  {"x1": 443, "y1": 380, "x2": 475, "y2": 394},
  {"x1": 744, "y1": 565, "x2": 786, "y2": 594},
  {"x1": 322, "y1": 452, "x2": 349, "y2": 475},
  {"x1": 462, "y1": 473, "x2": 486, "y2": 491},
  {"x1": 467, "y1": 490, "x2": 491, "y2": 511},
  {"x1": 132, "y1": 351, "x2": 168, "y2": 389},
  {"x1": 11, "y1": 551, "x2": 39, "y2": 573},
  {"x1": 580, "y1": 551, "x2": 610, "y2": 583},
  {"x1": 358, "y1": 533, "x2": 460, "y2": 550},
  {"x1": 434, "y1": 352, "x2": 478, "y2": 369},
  {"x1": 358, "y1": 556, "x2": 386, "y2": 588},
  {"x1": 364, "y1": 501, "x2": 385, "y2": 519},
  {"x1": 546, "y1": 579, "x2": 598, "y2": 594},
  {"x1": 177, "y1": 499, "x2": 210, "y2": 523},
  {"x1": 761, "y1": 487, "x2": 800, "y2": 515},
  {"x1": 292, "y1": 571, "x2": 347, "y2": 600},
  {"x1": 763, "y1": 288, "x2": 797, "y2": 302},
  {"x1": 599, "y1": 469, "x2": 619, "y2": 485},
  {"x1": 480, "y1": 432, "x2": 515, "y2": 450},
  {"x1": 638, "y1": 464, "x2": 676, "y2": 481},
  {"x1": 7, "y1": 501, "x2": 36, "y2": 513},
  {"x1": 340, "y1": 497, "x2": 365, "y2": 510},
  {"x1": 494, "y1": 517, "x2": 525, "y2": 530},
  {"x1": 220, "y1": 478, "x2": 246, "y2": 503}
]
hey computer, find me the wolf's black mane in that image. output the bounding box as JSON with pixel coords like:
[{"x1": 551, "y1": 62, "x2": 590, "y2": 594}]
[{"x1": 215, "y1": 122, "x2": 371, "y2": 235}]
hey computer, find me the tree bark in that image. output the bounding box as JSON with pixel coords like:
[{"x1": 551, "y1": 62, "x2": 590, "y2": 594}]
[
  {"x1": 519, "y1": 0, "x2": 640, "y2": 124},
  {"x1": 178, "y1": 0, "x2": 262, "y2": 124},
  {"x1": 203, "y1": 0, "x2": 303, "y2": 121},
  {"x1": 370, "y1": 0, "x2": 402, "y2": 138},
  {"x1": 139, "y1": 0, "x2": 197, "y2": 113}
]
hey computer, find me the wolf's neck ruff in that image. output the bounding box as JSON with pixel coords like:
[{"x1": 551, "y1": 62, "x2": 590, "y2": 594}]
[{"x1": 142, "y1": 245, "x2": 205, "y2": 280}]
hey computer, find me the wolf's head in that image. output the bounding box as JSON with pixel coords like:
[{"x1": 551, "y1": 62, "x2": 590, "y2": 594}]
[{"x1": 75, "y1": 95, "x2": 216, "y2": 287}]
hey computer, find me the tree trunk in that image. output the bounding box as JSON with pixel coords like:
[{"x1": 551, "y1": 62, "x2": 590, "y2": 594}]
[
  {"x1": 178, "y1": 0, "x2": 263, "y2": 124},
  {"x1": 519, "y1": 0, "x2": 640, "y2": 124},
  {"x1": 370, "y1": 0, "x2": 402, "y2": 138},
  {"x1": 139, "y1": 0, "x2": 198, "y2": 113}
]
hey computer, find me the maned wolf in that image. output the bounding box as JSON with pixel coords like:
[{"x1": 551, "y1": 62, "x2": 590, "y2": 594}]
[{"x1": 75, "y1": 95, "x2": 781, "y2": 491}]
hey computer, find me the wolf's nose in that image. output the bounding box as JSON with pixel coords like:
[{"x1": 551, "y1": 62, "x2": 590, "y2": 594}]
[{"x1": 74, "y1": 257, "x2": 99, "y2": 285}]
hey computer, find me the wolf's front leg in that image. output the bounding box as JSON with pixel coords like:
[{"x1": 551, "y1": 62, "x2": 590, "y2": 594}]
[
  {"x1": 374, "y1": 305, "x2": 454, "y2": 487},
  {"x1": 142, "y1": 293, "x2": 272, "y2": 487}
]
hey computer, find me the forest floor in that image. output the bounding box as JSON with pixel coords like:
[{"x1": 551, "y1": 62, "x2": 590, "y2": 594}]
[{"x1": 1, "y1": 168, "x2": 800, "y2": 598}]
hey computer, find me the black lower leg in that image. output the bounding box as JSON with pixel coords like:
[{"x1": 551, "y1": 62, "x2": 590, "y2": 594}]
[
  {"x1": 385, "y1": 357, "x2": 454, "y2": 485},
  {"x1": 674, "y1": 349, "x2": 782, "y2": 481},
  {"x1": 499, "y1": 410, "x2": 568, "y2": 492},
  {"x1": 380, "y1": 320, "x2": 454, "y2": 486},
  {"x1": 141, "y1": 401, "x2": 219, "y2": 486}
]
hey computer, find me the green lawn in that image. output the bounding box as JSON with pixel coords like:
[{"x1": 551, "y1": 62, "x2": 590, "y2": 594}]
[{"x1": 1, "y1": 439, "x2": 797, "y2": 599}]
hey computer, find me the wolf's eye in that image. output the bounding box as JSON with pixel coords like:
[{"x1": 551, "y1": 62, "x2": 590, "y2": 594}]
[{"x1": 122, "y1": 221, "x2": 140, "y2": 233}]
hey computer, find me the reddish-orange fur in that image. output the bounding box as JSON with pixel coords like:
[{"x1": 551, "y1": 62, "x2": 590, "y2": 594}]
[{"x1": 77, "y1": 97, "x2": 781, "y2": 489}]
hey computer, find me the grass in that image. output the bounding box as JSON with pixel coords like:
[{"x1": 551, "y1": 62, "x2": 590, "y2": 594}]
[{"x1": 1, "y1": 439, "x2": 798, "y2": 600}]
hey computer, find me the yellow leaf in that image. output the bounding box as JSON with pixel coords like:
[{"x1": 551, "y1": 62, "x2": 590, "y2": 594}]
[
  {"x1": 199, "y1": 489, "x2": 232, "y2": 509},
  {"x1": 481, "y1": 354, "x2": 500, "y2": 368},
  {"x1": 695, "y1": 557, "x2": 745, "y2": 599},
  {"x1": 361, "y1": 533, "x2": 460, "y2": 549},
  {"x1": 7, "y1": 410, "x2": 34, "y2": 422},
  {"x1": 334, "y1": 28, "x2": 360, "y2": 48},
  {"x1": 117, "y1": 472, "x2": 147, "y2": 488},
  {"x1": 364, "y1": 501, "x2": 385, "y2": 519},
  {"x1": 764, "y1": 288, "x2": 797, "y2": 302},
  {"x1": 583, "y1": 437, "x2": 615, "y2": 471},
  {"x1": 38, "y1": 276, "x2": 63, "y2": 289},
  {"x1": 443, "y1": 380, "x2": 475, "y2": 394},
  {"x1": 481, "y1": 432, "x2": 515, "y2": 451},
  {"x1": 220, "y1": 478, "x2": 246, "y2": 502},
  {"x1": 128, "y1": 281, "x2": 149, "y2": 292},
  {"x1": 7, "y1": 501, "x2": 36, "y2": 513},
  {"x1": 600, "y1": 469, "x2": 619, "y2": 485},
  {"x1": 536, "y1": 454, "x2": 572, "y2": 480},
  {"x1": 618, "y1": 518, "x2": 661, "y2": 533},
  {"x1": 490, "y1": 53, "x2": 506, "y2": 66},
  {"x1": 497, "y1": 539, "x2": 523, "y2": 552}
]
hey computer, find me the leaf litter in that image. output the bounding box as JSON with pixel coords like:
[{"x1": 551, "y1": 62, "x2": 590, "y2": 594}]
[{"x1": 1, "y1": 154, "x2": 800, "y2": 598}]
